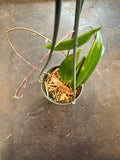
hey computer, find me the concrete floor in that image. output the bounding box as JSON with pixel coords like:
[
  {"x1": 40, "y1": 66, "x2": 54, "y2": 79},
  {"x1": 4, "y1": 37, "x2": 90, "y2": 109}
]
[{"x1": 0, "y1": 0, "x2": 120, "y2": 159}]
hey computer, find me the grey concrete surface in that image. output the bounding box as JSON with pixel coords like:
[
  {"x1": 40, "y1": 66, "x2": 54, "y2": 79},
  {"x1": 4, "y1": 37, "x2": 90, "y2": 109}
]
[{"x1": 0, "y1": 0, "x2": 120, "y2": 160}]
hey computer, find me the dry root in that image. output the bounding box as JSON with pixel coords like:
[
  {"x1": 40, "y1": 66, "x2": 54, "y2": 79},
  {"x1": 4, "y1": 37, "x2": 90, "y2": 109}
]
[{"x1": 44, "y1": 68, "x2": 81, "y2": 103}]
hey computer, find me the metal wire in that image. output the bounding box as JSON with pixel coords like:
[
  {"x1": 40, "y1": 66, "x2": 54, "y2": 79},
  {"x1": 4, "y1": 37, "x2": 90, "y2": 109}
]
[
  {"x1": 67, "y1": 0, "x2": 84, "y2": 56},
  {"x1": 38, "y1": 0, "x2": 62, "y2": 78},
  {"x1": 73, "y1": 0, "x2": 84, "y2": 103}
]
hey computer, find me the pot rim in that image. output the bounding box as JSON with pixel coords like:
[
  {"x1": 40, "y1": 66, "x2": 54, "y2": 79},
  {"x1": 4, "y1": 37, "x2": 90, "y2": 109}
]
[{"x1": 41, "y1": 66, "x2": 83, "y2": 105}]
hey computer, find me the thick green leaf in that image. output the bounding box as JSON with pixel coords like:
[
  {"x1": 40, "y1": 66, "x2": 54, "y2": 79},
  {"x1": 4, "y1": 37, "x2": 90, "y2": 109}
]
[
  {"x1": 81, "y1": 46, "x2": 105, "y2": 85},
  {"x1": 45, "y1": 27, "x2": 102, "y2": 51},
  {"x1": 76, "y1": 31, "x2": 105, "y2": 88},
  {"x1": 76, "y1": 48, "x2": 83, "y2": 64},
  {"x1": 70, "y1": 56, "x2": 86, "y2": 88},
  {"x1": 59, "y1": 48, "x2": 83, "y2": 84},
  {"x1": 76, "y1": 56, "x2": 86, "y2": 79}
]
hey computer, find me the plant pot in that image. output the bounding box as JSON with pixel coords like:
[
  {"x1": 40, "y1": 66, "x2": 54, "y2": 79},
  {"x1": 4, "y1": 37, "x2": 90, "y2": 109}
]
[{"x1": 41, "y1": 66, "x2": 83, "y2": 105}]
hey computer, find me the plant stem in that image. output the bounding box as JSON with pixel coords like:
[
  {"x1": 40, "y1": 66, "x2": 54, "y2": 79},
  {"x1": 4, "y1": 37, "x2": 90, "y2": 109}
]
[
  {"x1": 6, "y1": 27, "x2": 67, "y2": 68},
  {"x1": 7, "y1": 27, "x2": 52, "y2": 42},
  {"x1": 6, "y1": 27, "x2": 52, "y2": 71},
  {"x1": 14, "y1": 50, "x2": 50, "y2": 97}
]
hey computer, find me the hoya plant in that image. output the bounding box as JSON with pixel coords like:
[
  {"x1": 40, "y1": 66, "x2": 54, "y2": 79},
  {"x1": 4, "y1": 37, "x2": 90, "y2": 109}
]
[
  {"x1": 42, "y1": 26, "x2": 105, "y2": 104},
  {"x1": 45, "y1": 26, "x2": 105, "y2": 88}
]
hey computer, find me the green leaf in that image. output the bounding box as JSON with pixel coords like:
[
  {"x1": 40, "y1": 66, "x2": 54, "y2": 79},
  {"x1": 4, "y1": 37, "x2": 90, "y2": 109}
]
[
  {"x1": 70, "y1": 56, "x2": 86, "y2": 88},
  {"x1": 76, "y1": 56, "x2": 86, "y2": 78},
  {"x1": 81, "y1": 46, "x2": 105, "y2": 85},
  {"x1": 59, "y1": 48, "x2": 83, "y2": 84},
  {"x1": 45, "y1": 27, "x2": 102, "y2": 51},
  {"x1": 76, "y1": 31, "x2": 105, "y2": 88},
  {"x1": 76, "y1": 48, "x2": 83, "y2": 64}
]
